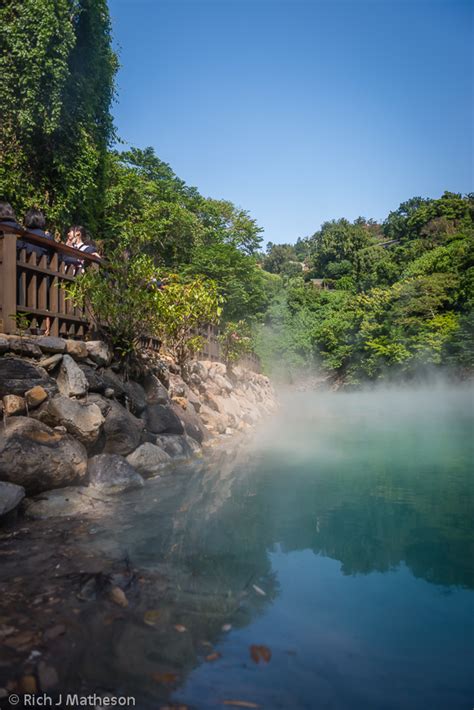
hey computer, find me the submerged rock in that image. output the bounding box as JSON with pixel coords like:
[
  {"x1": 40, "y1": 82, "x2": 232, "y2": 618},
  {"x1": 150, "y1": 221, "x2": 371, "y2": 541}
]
[
  {"x1": 0, "y1": 481, "x2": 25, "y2": 516},
  {"x1": 0, "y1": 417, "x2": 87, "y2": 494},
  {"x1": 126, "y1": 442, "x2": 172, "y2": 478},
  {"x1": 154, "y1": 434, "x2": 200, "y2": 460},
  {"x1": 23, "y1": 486, "x2": 108, "y2": 519},
  {"x1": 88, "y1": 454, "x2": 145, "y2": 494}
]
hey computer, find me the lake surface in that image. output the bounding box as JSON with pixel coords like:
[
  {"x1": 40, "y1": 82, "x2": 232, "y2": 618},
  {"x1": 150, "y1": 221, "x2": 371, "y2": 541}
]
[{"x1": 67, "y1": 386, "x2": 474, "y2": 708}]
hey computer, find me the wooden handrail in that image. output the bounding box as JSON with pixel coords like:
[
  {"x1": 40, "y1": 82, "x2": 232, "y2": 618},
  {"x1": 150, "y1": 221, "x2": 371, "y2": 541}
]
[
  {"x1": 0, "y1": 227, "x2": 260, "y2": 370},
  {"x1": 0, "y1": 228, "x2": 98, "y2": 337},
  {"x1": 0, "y1": 225, "x2": 102, "y2": 264}
]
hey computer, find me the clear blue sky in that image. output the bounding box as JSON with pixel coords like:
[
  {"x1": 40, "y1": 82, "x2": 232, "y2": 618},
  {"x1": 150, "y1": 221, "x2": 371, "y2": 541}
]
[{"x1": 109, "y1": 0, "x2": 473, "y2": 245}]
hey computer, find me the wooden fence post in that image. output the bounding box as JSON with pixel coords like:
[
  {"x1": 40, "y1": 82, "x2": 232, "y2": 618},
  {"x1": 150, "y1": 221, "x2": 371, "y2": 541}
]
[{"x1": 0, "y1": 233, "x2": 18, "y2": 334}]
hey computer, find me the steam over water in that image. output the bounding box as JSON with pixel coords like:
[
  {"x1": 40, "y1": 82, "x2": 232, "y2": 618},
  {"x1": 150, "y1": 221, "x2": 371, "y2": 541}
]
[{"x1": 74, "y1": 385, "x2": 473, "y2": 708}]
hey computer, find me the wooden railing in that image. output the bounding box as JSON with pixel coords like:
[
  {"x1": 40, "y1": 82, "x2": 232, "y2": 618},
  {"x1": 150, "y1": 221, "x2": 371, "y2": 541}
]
[
  {"x1": 0, "y1": 226, "x2": 100, "y2": 338},
  {"x1": 0, "y1": 226, "x2": 261, "y2": 371},
  {"x1": 196, "y1": 323, "x2": 261, "y2": 373}
]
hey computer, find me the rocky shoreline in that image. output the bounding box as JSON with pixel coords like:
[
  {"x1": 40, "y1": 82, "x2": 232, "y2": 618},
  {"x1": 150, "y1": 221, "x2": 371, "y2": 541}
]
[{"x1": 0, "y1": 334, "x2": 277, "y2": 522}]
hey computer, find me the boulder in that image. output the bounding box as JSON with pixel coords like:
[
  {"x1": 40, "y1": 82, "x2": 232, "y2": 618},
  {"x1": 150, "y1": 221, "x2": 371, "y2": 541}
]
[
  {"x1": 124, "y1": 379, "x2": 147, "y2": 415},
  {"x1": 23, "y1": 487, "x2": 108, "y2": 520},
  {"x1": 169, "y1": 374, "x2": 201, "y2": 412},
  {"x1": 207, "y1": 361, "x2": 227, "y2": 377},
  {"x1": 45, "y1": 395, "x2": 104, "y2": 446},
  {"x1": 0, "y1": 336, "x2": 9, "y2": 354},
  {"x1": 86, "y1": 393, "x2": 112, "y2": 416},
  {"x1": 153, "y1": 362, "x2": 170, "y2": 390},
  {"x1": 65, "y1": 340, "x2": 88, "y2": 360},
  {"x1": 85, "y1": 341, "x2": 112, "y2": 367},
  {"x1": 126, "y1": 443, "x2": 172, "y2": 478},
  {"x1": 57, "y1": 355, "x2": 88, "y2": 397},
  {"x1": 0, "y1": 357, "x2": 57, "y2": 398},
  {"x1": 2, "y1": 394, "x2": 26, "y2": 416},
  {"x1": 101, "y1": 369, "x2": 126, "y2": 398},
  {"x1": 0, "y1": 417, "x2": 88, "y2": 494},
  {"x1": 142, "y1": 373, "x2": 170, "y2": 405},
  {"x1": 38, "y1": 353, "x2": 63, "y2": 371},
  {"x1": 102, "y1": 400, "x2": 143, "y2": 456},
  {"x1": 169, "y1": 374, "x2": 186, "y2": 398},
  {"x1": 0, "y1": 481, "x2": 25, "y2": 517},
  {"x1": 190, "y1": 360, "x2": 208, "y2": 381},
  {"x1": 25, "y1": 386, "x2": 48, "y2": 409},
  {"x1": 36, "y1": 336, "x2": 66, "y2": 354},
  {"x1": 143, "y1": 403, "x2": 184, "y2": 435},
  {"x1": 78, "y1": 364, "x2": 106, "y2": 393},
  {"x1": 213, "y1": 374, "x2": 233, "y2": 393},
  {"x1": 171, "y1": 403, "x2": 208, "y2": 444},
  {"x1": 4, "y1": 336, "x2": 42, "y2": 358},
  {"x1": 154, "y1": 434, "x2": 199, "y2": 460},
  {"x1": 88, "y1": 454, "x2": 144, "y2": 494},
  {"x1": 199, "y1": 404, "x2": 226, "y2": 434}
]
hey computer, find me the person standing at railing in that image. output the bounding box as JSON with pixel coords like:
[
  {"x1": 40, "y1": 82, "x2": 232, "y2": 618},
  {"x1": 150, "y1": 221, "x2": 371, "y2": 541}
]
[
  {"x1": 0, "y1": 201, "x2": 23, "y2": 235},
  {"x1": 24, "y1": 208, "x2": 54, "y2": 258}
]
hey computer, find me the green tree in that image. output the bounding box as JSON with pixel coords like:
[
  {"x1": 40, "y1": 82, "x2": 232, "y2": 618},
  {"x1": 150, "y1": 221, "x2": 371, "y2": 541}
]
[{"x1": 0, "y1": 0, "x2": 117, "y2": 232}]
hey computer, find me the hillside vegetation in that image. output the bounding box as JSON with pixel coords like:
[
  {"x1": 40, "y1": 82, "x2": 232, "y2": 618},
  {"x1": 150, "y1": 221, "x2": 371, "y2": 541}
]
[{"x1": 0, "y1": 1, "x2": 472, "y2": 383}]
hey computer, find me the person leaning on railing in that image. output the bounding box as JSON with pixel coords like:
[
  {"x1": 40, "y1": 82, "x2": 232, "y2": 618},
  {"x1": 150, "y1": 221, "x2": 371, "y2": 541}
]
[{"x1": 63, "y1": 225, "x2": 101, "y2": 269}]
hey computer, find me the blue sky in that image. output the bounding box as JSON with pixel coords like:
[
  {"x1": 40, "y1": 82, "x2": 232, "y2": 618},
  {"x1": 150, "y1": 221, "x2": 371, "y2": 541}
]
[{"x1": 109, "y1": 0, "x2": 473, "y2": 245}]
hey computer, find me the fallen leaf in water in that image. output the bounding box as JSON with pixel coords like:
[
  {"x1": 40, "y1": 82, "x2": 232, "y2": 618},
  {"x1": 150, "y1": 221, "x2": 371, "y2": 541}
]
[
  {"x1": 174, "y1": 624, "x2": 187, "y2": 633},
  {"x1": 221, "y1": 624, "x2": 232, "y2": 632},
  {"x1": 250, "y1": 645, "x2": 272, "y2": 664},
  {"x1": 151, "y1": 672, "x2": 178, "y2": 685},
  {"x1": 109, "y1": 587, "x2": 128, "y2": 608},
  {"x1": 222, "y1": 702, "x2": 261, "y2": 709},
  {"x1": 205, "y1": 652, "x2": 221, "y2": 662},
  {"x1": 178, "y1": 504, "x2": 189, "y2": 513},
  {"x1": 144, "y1": 610, "x2": 161, "y2": 626},
  {"x1": 252, "y1": 585, "x2": 266, "y2": 596}
]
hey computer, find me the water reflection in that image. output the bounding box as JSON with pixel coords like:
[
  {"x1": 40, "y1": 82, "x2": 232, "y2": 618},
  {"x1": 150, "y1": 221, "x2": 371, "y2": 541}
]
[{"x1": 73, "y1": 386, "x2": 473, "y2": 707}]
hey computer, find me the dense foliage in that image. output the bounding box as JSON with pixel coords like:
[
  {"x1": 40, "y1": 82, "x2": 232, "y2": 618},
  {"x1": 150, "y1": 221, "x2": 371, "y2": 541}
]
[
  {"x1": 256, "y1": 192, "x2": 474, "y2": 383},
  {"x1": 68, "y1": 252, "x2": 222, "y2": 369},
  {"x1": 102, "y1": 147, "x2": 269, "y2": 322},
  {"x1": 0, "y1": 0, "x2": 117, "y2": 232},
  {"x1": 1, "y1": 3, "x2": 472, "y2": 383}
]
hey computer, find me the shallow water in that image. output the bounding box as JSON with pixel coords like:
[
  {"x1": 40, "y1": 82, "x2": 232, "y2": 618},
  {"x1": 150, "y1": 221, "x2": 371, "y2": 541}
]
[
  {"x1": 3, "y1": 386, "x2": 472, "y2": 709},
  {"x1": 71, "y1": 384, "x2": 473, "y2": 710}
]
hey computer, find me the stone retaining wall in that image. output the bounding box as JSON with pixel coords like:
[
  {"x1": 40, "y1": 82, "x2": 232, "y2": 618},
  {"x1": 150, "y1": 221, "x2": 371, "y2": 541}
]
[{"x1": 0, "y1": 335, "x2": 277, "y2": 520}]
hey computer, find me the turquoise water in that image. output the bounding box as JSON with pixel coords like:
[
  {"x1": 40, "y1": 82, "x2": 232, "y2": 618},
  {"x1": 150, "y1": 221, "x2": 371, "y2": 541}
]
[{"x1": 83, "y1": 386, "x2": 473, "y2": 709}]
